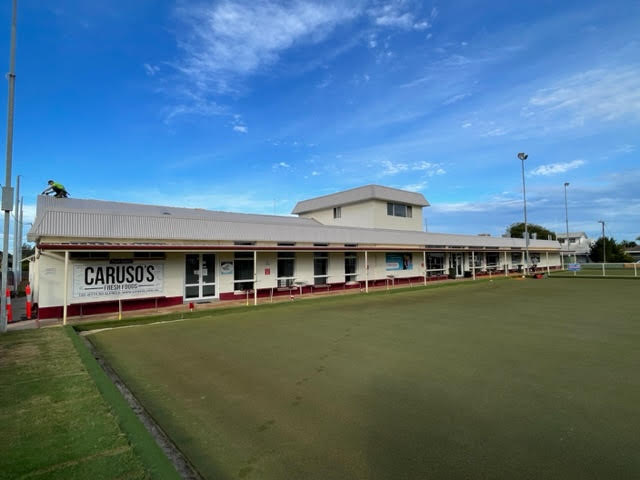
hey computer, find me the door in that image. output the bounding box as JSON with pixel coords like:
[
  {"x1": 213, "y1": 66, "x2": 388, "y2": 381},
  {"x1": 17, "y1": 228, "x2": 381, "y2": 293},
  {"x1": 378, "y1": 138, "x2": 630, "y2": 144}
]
[
  {"x1": 455, "y1": 254, "x2": 464, "y2": 277},
  {"x1": 185, "y1": 254, "x2": 217, "y2": 300}
]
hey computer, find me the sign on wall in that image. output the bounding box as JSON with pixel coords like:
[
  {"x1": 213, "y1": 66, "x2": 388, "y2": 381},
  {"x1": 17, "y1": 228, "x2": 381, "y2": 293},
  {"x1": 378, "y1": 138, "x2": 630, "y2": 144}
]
[
  {"x1": 386, "y1": 253, "x2": 413, "y2": 271},
  {"x1": 72, "y1": 262, "x2": 164, "y2": 299},
  {"x1": 220, "y1": 261, "x2": 234, "y2": 275}
]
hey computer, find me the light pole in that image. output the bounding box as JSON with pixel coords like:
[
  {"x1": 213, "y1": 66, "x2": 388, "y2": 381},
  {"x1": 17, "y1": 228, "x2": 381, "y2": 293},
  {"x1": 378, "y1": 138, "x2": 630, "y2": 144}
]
[
  {"x1": 518, "y1": 152, "x2": 530, "y2": 275},
  {"x1": 563, "y1": 182, "x2": 570, "y2": 262},
  {"x1": 1, "y1": 0, "x2": 17, "y2": 333},
  {"x1": 598, "y1": 220, "x2": 605, "y2": 263}
]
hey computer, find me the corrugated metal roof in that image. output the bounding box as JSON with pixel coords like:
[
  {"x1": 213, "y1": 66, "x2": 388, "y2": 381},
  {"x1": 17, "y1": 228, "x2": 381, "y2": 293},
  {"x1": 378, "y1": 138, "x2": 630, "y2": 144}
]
[
  {"x1": 28, "y1": 195, "x2": 560, "y2": 250},
  {"x1": 556, "y1": 232, "x2": 588, "y2": 239},
  {"x1": 291, "y1": 184, "x2": 429, "y2": 214}
]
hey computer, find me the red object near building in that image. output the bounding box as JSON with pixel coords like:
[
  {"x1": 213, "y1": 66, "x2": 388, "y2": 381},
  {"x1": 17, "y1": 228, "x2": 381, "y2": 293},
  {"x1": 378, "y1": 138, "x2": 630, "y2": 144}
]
[
  {"x1": 6, "y1": 288, "x2": 12, "y2": 323},
  {"x1": 26, "y1": 284, "x2": 32, "y2": 320}
]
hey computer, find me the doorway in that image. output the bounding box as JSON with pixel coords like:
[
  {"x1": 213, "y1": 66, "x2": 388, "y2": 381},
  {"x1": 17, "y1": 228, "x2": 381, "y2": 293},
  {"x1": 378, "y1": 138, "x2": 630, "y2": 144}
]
[
  {"x1": 454, "y1": 253, "x2": 464, "y2": 277},
  {"x1": 185, "y1": 254, "x2": 217, "y2": 300}
]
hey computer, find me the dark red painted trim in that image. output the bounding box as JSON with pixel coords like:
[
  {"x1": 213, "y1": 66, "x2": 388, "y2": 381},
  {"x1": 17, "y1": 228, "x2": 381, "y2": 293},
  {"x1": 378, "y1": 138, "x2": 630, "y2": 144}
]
[{"x1": 37, "y1": 296, "x2": 183, "y2": 320}]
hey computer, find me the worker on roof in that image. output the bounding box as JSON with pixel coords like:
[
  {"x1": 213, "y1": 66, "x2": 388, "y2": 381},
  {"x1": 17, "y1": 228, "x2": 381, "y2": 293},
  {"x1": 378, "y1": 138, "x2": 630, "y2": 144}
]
[{"x1": 41, "y1": 180, "x2": 69, "y2": 198}]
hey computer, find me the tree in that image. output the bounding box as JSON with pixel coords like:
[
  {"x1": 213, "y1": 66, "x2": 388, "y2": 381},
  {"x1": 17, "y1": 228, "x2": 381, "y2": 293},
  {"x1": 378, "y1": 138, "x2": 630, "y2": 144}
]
[
  {"x1": 620, "y1": 240, "x2": 638, "y2": 248},
  {"x1": 588, "y1": 237, "x2": 634, "y2": 263},
  {"x1": 506, "y1": 222, "x2": 556, "y2": 241}
]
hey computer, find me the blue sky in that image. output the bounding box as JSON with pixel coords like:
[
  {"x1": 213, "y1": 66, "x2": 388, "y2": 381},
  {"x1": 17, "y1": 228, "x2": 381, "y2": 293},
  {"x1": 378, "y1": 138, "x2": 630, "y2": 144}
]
[{"x1": 1, "y1": 0, "x2": 639, "y2": 242}]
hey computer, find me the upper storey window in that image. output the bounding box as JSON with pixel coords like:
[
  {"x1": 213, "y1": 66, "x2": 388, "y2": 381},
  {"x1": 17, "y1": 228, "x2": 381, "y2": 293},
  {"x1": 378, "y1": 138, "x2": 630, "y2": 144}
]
[
  {"x1": 333, "y1": 206, "x2": 341, "y2": 218},
  {"x1": 386, "y1": 202, "x2": 412, "y2": 218}
]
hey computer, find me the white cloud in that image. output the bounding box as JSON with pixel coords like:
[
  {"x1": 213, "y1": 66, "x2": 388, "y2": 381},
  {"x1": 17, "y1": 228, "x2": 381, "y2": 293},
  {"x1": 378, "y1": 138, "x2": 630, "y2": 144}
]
[
  {"x1": 174, "y1": 1, "x2": 360, "y2": 95},
  {"x1": 274, "y1": 161, "x2": 291, "y2": 168},
  {"x1": 481, "y1": 127, "x2": 507, "y2": 137},
  {"x1": 412, "y1": 161, "x2": 435, "y2": 171},
  {"x1": 368, "y1": 1, "x2": 431, "y2": 31},
  {"x1": 461, "y1": 122, "x2": 472, "y2": 128},
  {"x1": 402, "y1": 181, "x2": 428, "y2": 192},
  {"x1": 527, "y1": 68, "x2": 640, "y2": 123},
  {"x1": 233, "y1": 125, "x2": 248, "y2": 133},
  {"x1": 614, "y1": 144, "x2": 635, "y2": 154},
  {"x1": 442, "y1": 92, "x2": 470, "y2": 105},
  {"x1": 530, "y1": 159, "x2": 585, "y2": 176},
  {"x1": 316, "y1": 74, "x2": 333, "y2": 89},
  {"x1": 430, "y1": 6, "x2": 438, "y2": 19},
  {"x1": 311, "y1": 171, "x2": 320, "y2": 176},
  {"x1": 381, "y1": 159, "x2": 408, "y2": 175},
  {"x1": 413, "y1": 21, "x2": 431, "y2": 30},
  {"x1": 143, "y1": 63, "x2": 160, "y2": 76}
]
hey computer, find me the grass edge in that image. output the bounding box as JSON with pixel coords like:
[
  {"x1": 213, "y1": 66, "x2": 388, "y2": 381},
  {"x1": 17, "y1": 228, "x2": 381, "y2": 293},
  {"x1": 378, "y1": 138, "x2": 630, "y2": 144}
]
[{"x1": 65, "y1": 325, "x2": 182, "y2": 480}]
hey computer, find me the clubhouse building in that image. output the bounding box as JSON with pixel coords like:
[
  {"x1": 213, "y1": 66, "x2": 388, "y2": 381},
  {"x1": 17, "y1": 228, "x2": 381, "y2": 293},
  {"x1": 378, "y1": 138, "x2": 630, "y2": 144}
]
[{"x1": 27, "y1": 185, "x2": 562, "y2": 320}]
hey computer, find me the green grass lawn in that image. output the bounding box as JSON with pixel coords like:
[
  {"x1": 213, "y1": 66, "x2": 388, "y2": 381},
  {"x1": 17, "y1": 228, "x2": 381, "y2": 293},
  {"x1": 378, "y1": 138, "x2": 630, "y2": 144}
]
[
  {"x1": 552, "y1": 266, "x2": 639, "y2": 277},
  {"x1": 88, "y1": 278, "x2": 640, "y2": 480},
  {"x1": 0, "y1": 328, "x2": 154, "y2": 480}
]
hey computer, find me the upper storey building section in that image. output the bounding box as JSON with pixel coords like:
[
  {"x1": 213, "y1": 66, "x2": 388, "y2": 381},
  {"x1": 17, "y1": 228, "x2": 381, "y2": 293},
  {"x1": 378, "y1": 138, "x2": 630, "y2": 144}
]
[{"x1": 291, "y1": 185, "x2": 429, "y2": 232}]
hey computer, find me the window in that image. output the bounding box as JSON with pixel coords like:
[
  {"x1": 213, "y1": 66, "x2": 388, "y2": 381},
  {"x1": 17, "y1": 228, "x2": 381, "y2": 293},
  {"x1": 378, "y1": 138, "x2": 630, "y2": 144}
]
[
  {"x1": 234, "y1": 252, "x2": 254, "y2": 291},
  {"x1": 511, "y1": 252, "x2": 522, "y2": 264},
  {"x1": 474, "y1": 254, "x2": 483, "y2": 267},
  {"x1": 333, "y1": 206, "x2": 341, "y2": 219},
  {"x1": 530, "y1": 253, "x2": 541, "y2": 265},
  {"x1": 70, "y1": 252, "x2": 109, "y2": 260},
  {"x1": 487, "y1": 253, "x2": 499, "y2": 267},
  {"x1": 277, "y1": 252, "x2": 295, "y2": 287},
  {"x1": 314, "y1": 252, "x2": 329, "y2": 285},
  {"x1": 426, "y1": 253, "x2": 444, "y2": 275},
  {"x1": 277, "y1": 242, "x2": 295, "y2": 246},
  {"x1": 387, "y1": 202, "x2": 412, "y2": 218},
  {"x1": 345, "y1": 252, "x2": 357, "y2": 282},
  {"x1": 234, "y1": 241, "x2": 255, "y2": 246},
  {"x1": 133, "y1": 252, "x2": 166, "y2": 260}
]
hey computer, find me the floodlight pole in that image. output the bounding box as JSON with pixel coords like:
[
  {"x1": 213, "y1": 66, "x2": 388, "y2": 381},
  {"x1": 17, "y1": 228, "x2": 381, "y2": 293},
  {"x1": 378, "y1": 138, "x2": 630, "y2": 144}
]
[
  {"x1": 1, "y1": 0, "x2": 18, "y2": 333},
  {"x1": 12, "y1": 175, "x2": 20, "y2": 274},
  {"x1": 17, "y1": 195, "x2": 22, "y2": 284},
  {"x1": 598, "y1": 220, "x2": 605, "y2": 263},
  {"x1": 563, "y1": 182, "x2": 570, "y2": 262},
  {"x1": 518, "y1": 153, "x2": 530, "y2": 275}
]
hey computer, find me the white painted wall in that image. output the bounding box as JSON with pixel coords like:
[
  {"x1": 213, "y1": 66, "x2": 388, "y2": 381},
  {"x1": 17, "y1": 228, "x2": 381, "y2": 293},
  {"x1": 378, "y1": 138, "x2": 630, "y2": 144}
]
[
  {"x1": 34, "y1": 252, "x2": 186, "y2": 308},
  {"x1": 31, "y1": 248, "x2": 563, "y2": 308},
  {"x1": 300, "y1": 200, "x2": 423, "y2": 231}
]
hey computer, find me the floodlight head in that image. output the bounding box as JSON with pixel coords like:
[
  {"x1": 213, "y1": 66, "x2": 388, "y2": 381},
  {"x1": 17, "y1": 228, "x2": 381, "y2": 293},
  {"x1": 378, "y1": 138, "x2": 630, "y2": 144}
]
[
  {"x1": 564, "y1": 182, "x2": 570, "y2": 187},
  {"x1": 517, "y1": 152, "x2": 528, "y2": 160}
]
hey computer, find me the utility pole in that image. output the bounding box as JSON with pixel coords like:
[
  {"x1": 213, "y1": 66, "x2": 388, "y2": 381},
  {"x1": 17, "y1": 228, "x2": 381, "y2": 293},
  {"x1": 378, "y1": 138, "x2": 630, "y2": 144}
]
[
  {"x1": 598, "y1": 220, "x2": 605, "y2": 263},
  {"x1": 563, "y1": 182, "x2": 571, "y2": 262},
  {"x1": 1, "y1": 0, "x2": 18, "y2": 333},
  {"x1": 13, "y1": 174, "x2": 19, "y2": 276},
  {"x1": 17, "y1": 195, "x2": 23, "y2": 284}
]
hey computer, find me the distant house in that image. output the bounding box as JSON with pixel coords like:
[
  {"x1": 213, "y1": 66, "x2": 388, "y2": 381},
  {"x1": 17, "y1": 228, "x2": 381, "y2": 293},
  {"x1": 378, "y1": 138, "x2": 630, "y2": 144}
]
[
  {"x1": 556, "y1": 232, "x2": 593, "y2": 263},
  {"x1": 625, "y1": 248, "x2": 640, "y2": 262}
]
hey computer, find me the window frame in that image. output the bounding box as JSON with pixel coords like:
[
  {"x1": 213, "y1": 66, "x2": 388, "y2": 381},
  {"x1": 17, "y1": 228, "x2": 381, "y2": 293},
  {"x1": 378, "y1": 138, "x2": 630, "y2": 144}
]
[
  {"x1": 277, "y1": 252, "x2": 296, "y2": 287},
  {"x1": 344, "y1": 252, "x2": 357, "y2": 282},
  {"x1": 313, "y1": 252, "x2": 329, "y2": 285},
  {"x1": 233, "y1": 252, "x2": 254, "y2": 291}
]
